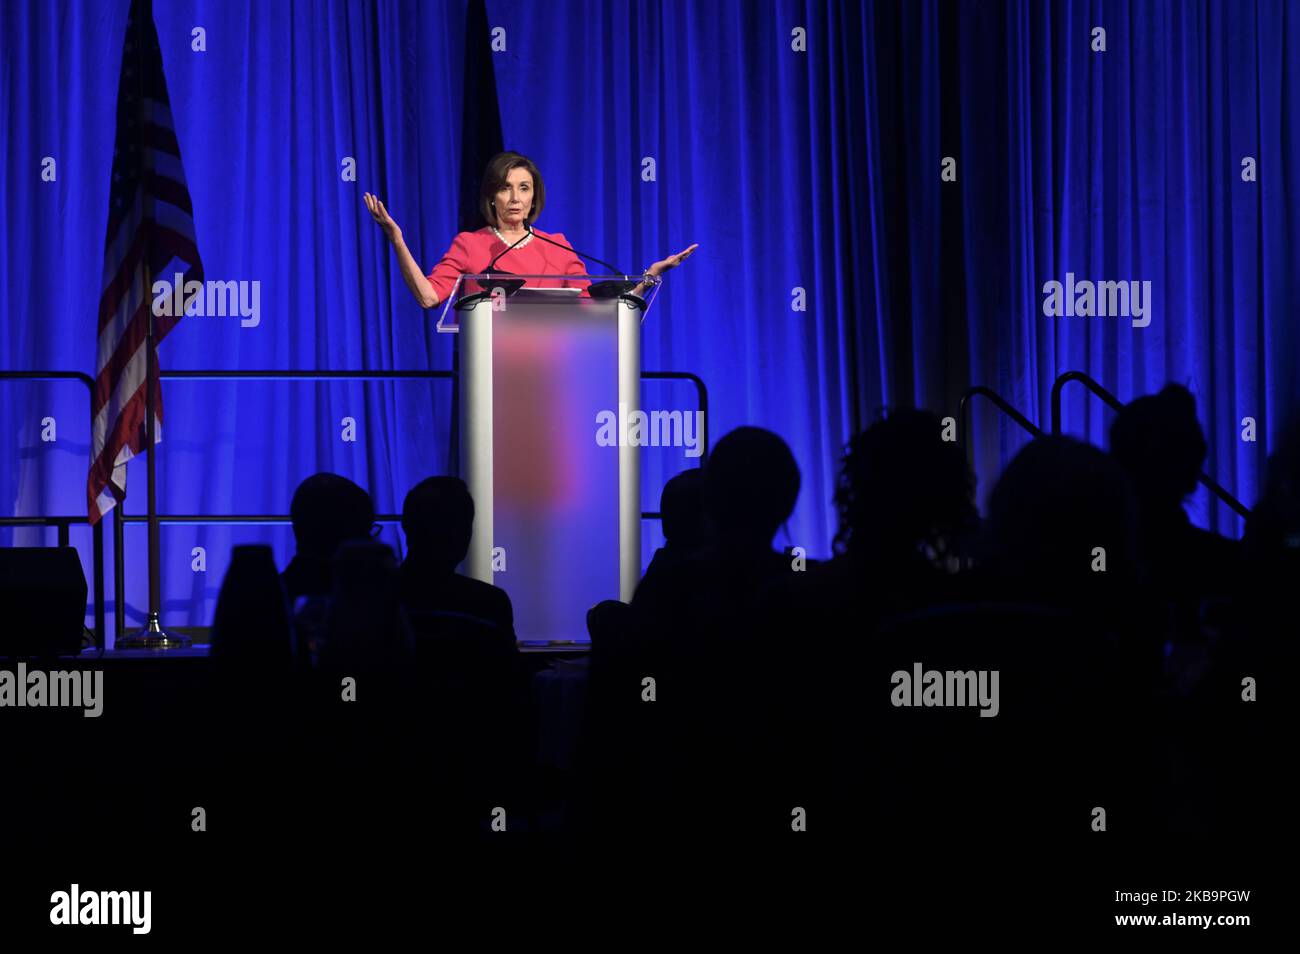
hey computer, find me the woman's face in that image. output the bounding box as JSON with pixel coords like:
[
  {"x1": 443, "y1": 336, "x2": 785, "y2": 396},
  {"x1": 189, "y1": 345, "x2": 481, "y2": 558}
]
[{"x1": 493, "y1": 167, "x2": 534, "y2": 229}]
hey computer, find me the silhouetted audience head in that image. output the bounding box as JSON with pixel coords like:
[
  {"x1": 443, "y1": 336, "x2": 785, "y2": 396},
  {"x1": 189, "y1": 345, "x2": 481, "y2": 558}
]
[
  {"x1": 289, "y1": 473, "x2": 375, "y2": 559},
  {"x1": 212, "y1": 544, "x2": 292, "y2": 672},
  {"x1": 1109, "y1": 385, "x2": 1206, "y2": 507},
  {"x1": 833, "y1": 407, "x2": 976, "y2": 561},
  {"x1": 402, "y1": 476, "x2": 473, "y2": 572},
  {"x1": 704, "y1": 427, "x2": 800, "y2": 549},
  {"x1": 988, "y1": 436, "x2": 1139, "y2": 590},
  {"x1": 660, "y1": 468, "x2": 706, "y2": 551}
]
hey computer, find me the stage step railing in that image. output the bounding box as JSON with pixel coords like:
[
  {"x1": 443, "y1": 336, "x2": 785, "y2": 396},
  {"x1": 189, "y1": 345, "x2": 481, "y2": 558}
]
[
  {"x1": 1050, "y1": 370, "x2": 1250, "y2": 519},
  {"x1": 957, "y1": 385, "x2": 1044, "y2": 472}
]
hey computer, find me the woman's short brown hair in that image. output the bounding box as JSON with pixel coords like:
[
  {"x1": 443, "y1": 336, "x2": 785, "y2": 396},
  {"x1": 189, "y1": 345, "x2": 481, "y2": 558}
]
[{"x1": 480, "y1": 151, "x2": 545, "y2": 226}]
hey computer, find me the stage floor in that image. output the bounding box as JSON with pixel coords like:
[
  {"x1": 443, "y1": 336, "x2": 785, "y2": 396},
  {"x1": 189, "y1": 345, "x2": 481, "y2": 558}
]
[{"x1": 73, "y1": 637, "x2": 589, "y2": 659}]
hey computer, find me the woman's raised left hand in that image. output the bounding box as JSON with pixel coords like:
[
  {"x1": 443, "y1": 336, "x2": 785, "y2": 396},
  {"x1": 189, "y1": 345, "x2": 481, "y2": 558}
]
[{"x1": 647, "y1": 243, "x2": 699, "y2": 277}]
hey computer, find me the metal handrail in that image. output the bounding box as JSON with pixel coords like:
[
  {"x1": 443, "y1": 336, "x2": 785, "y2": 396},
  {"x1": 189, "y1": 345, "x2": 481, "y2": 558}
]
[
  {"x1": 0, "y1": 371, "x2": 106, "y2": 646},
  {"x1": 640, "y1": 369, "x2": 710, "y2": 516},
  {"x1": 958, "y1": 374, "x2": 1251, "y2": 521},
  {"x1": 957, "y1": 385, "x2": 1044, "y2": 471},
  {"x1": 1050, "y1": 370, "x2": 1251, "y2": 519},
  {"x1": 159, "y1": 370, "x2": 453, "y2": 382},
  {"x1": 1050, "y1": 370, "x2": 1126, "y2": 424},
  {"x1": 642, "y1": 370, "x2": 710, "y2": 464}
]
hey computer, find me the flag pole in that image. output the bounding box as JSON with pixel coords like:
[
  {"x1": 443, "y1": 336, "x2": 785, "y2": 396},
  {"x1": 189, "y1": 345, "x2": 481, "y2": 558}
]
[
  {"x1": 118, "y1": 300, "x2": 189, "y2": 649},
  {"x1": 118, "y1": 0, "x2": 188, "y2": 650}
]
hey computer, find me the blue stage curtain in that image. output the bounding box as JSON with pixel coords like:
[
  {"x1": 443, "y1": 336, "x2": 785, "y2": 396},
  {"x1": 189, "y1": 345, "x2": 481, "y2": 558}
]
[
  {"x1": 2, "y1": 1, "x2": 1297, "y2": 636},
  {"x1": 859, "y1": 0, "x2": 1299, "y2": 533}
]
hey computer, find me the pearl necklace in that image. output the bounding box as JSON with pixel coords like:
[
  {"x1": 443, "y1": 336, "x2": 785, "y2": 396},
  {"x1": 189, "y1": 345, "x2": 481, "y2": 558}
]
[{"x1": 492, "y1": 226, "x2": 533, "y2": 248}]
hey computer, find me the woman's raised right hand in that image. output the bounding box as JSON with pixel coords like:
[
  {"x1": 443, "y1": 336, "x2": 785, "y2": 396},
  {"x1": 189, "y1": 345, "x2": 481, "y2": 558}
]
[{"x1": 363, "y1": 192, "x2": 401, "y2": 242}]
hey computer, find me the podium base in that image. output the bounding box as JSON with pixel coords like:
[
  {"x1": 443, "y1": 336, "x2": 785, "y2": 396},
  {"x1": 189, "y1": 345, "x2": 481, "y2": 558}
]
[{"x1": 118, "y1": 614, "x2": 192, "y2": 650}]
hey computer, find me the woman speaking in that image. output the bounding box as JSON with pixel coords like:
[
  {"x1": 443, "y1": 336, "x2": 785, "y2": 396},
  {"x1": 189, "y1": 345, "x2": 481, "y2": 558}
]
[{"x1": 364, "y1": 151, "x2": 697, "y2": 307}]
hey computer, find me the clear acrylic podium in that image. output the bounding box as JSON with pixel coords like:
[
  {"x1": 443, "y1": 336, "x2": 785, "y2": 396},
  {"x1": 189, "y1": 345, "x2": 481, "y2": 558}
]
[{"x1": 435, "y1": 274, "x2": 660, "y2": 642}]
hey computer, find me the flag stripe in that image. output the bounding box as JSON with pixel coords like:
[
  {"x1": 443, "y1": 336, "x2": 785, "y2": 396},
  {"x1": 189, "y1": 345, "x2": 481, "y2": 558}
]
[
  {"x1": 144, "y1": 170, "x2": 194, "y2": 216},
  {"x1": 98, "y1": 227, "x2": 148, "y2": 330},
  {"x1": 94, "y1": 295, "x2": 150, "y2": 417},
  {"x1": 140, "y1": 123, "x2": 181, "y2": 157}
]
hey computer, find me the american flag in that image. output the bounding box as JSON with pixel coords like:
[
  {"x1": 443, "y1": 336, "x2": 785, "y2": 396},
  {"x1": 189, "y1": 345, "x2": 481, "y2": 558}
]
[{"x1": 88, "y1": 0, "x2": 202, "y2": 523}]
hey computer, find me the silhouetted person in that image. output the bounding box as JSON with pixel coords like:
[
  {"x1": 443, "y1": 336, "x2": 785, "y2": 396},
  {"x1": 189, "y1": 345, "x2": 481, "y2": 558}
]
[
  {"x1": 987, "y1": 435, "x2": 1141, "y2": 602},
  {"x1": 977, "y1": 435, "x2": 1161, "y2": 831},
  {"x1": 398, "y1": 478, "x2": 524, "y2": 825},
  {"x1": 398, "y1": 476, "x2": 515, "y2": 640},
  {"x1": 623, "y1": 427, "x2": 802, "y2": 832},
  {"x1": 578, "y1": 471, "x2": 705, "y2": 829},
  {"x1": 632, "y1": 427, "x2": 799, "y2": 619},
  {"x1": 809, "y1": 435, "x2": 1155, "y2": 838},
  {"x1": 1104, "y1": 390, "x2": 1242, "y2": 829},
  {"x1": 705, "y1": 426, "x2": 801, "y2": 556},
  {"x1": 282, "y1": 473, "x2": 376, "y2": 602},
  {"x1": 634, "y1": 468, "x2": 706, "y2": 604},
  {"x1": 982, "y1": 434, "x2": 1154, "y2": 673},
  {"x1": 809, "y1": 407, "x2": 977, "y2": 622},
  {"x1": 1223, "y1": 413, "x2": 1300, "y2": 839},
  {"x1": 1109, "y1": 384, "x2": 1238, "y2": 616},
  {"x1": 786, "y1": 409, "x2": 978, "y2": 824},
  {"x1": 312, "y1": 540, "x2": 421, "y2": 837},
  {"x1": 838, "y1": 409, "x2": 977, "y2": 559},
  {"x1": 213, "y1": 544, "x2": 294, "y2": 674},
  {"x1": 209, "y1": 544, "x2": 296, "y2": 836},
  {"x1": 1241, "y1": 412, "x2": 1300, "y2": 576}
]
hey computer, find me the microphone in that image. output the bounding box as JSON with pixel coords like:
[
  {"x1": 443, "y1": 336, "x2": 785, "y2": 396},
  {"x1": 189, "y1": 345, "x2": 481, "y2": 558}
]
[
  {"x1": 484, "y1": 229, "x2": 530, "y2": 272},
  {"x1": 525, "y1": 226, "x2": 641, "y2": 299},
  {"x1": 479, "y1": 229, "x2": 531, "y2": 297}
]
